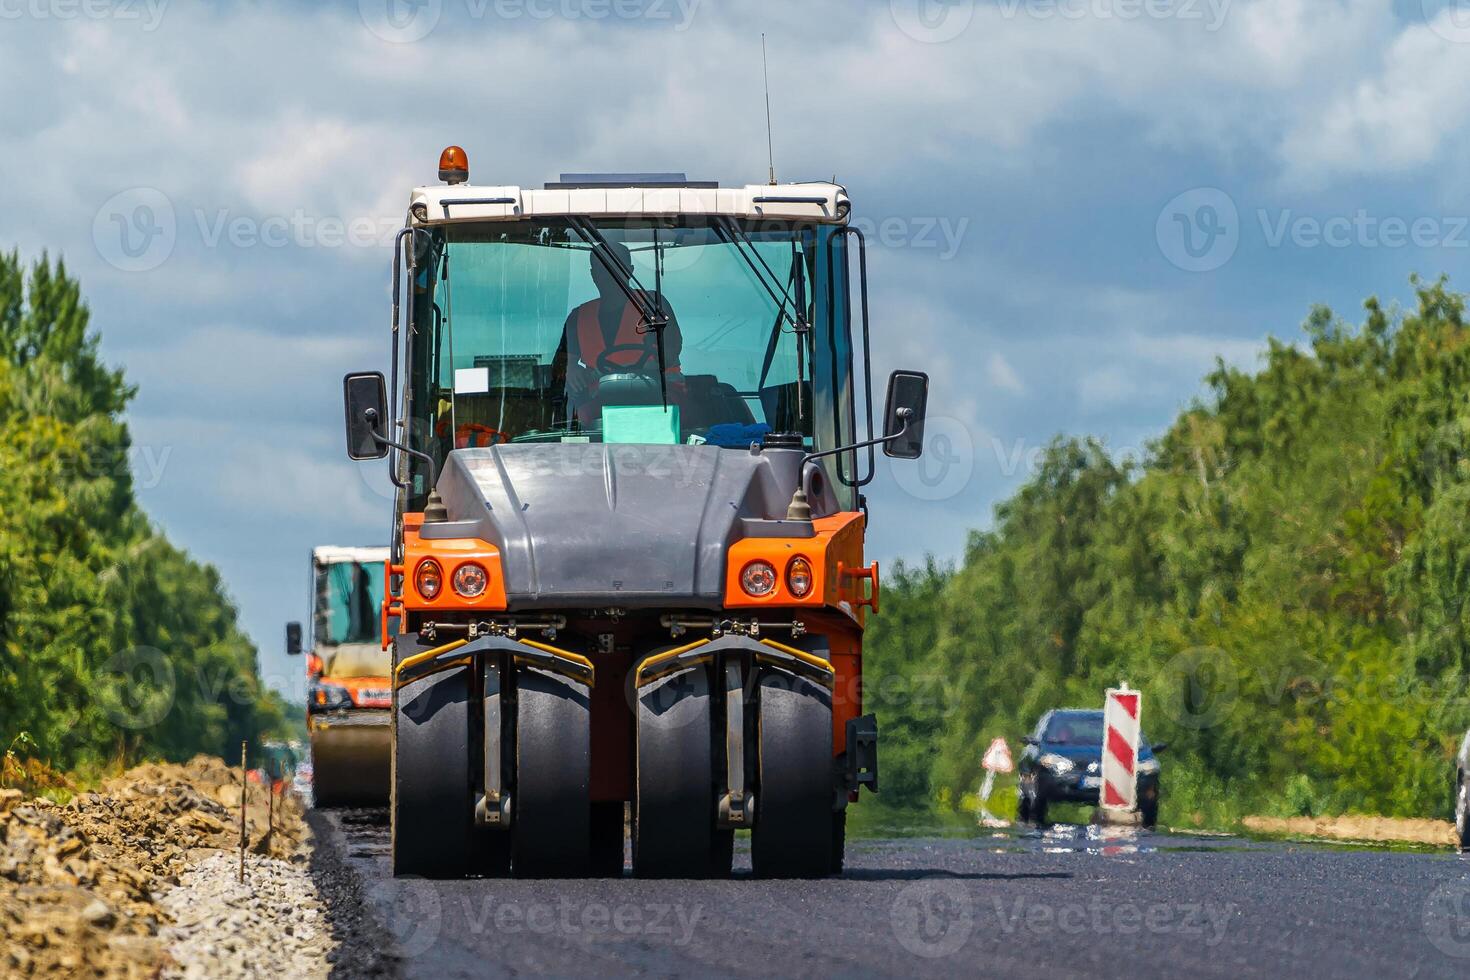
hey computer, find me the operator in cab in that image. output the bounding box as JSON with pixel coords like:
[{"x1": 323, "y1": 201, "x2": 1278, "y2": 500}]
[{"x1": 554, "y1": 241, "x2": 683, "y2": 427}]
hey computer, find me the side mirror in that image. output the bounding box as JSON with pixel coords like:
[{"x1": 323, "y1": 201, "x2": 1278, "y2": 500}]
[
  {"x1": 1021, "y1": 735, "x2": 1039, "y2": 747},
  {"x1": 882, "y1": 370, "x2": 928, "y2": 459},
  {"x1": 1150, "y1": 742, "x2": 1168, "y2": 755},
  {"x1": 344, "y1": 372, "x2": 390, "y2": 460},
  {"x1": 285, "y1": 622, "x2": 303, "y2": 656}
]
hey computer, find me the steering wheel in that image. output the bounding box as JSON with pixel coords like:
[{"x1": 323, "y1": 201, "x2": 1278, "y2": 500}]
[{"x1": 596, "y1": 343, "x2": 657, "y2": 376}]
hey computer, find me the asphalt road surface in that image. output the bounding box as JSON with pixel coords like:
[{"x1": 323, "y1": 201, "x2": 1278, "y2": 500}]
[{"x1": 310, "y1": 809, "x2": 1470, "y2": 978}]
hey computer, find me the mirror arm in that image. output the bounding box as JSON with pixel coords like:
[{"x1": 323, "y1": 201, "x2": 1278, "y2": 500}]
[
  {"x1": 786, "y1": 410, "x2": 912, "y2": 521},
  {"x1": 800, "y1": 409, "x2": 912, "y2": 468},
  {"x1": 365, "y1": 408, "x2": 438, "y2": 488}
]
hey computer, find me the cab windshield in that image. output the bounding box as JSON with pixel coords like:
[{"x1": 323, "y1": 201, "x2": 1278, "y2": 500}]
[
  {"x1": 406, "y1": 218, "x2": 854, "y2": 490},
  {"x1": 314, "y1": 560, "x2": 384, "y2": 647}
]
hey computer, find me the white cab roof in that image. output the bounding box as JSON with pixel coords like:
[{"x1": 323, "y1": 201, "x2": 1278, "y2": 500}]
[
  {"x1": 409, "y1": 182, "x2": 850, "y2": 225},
  {"x1": 312, "y1": 546, "x2": 389, "y2": 566}
]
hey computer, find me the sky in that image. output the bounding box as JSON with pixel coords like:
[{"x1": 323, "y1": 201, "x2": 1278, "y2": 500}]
[{"x1": 5, "y1": 0, "x2": 1470, "y2": 699}]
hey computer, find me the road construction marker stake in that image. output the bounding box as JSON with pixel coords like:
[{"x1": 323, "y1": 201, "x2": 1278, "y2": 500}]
[
  {"x1": 239, "y1": 741, "x2": 247, "y2": 884},
  {"x1": 1101, "y1": 684, "x2": 1141, "y2": 819}
]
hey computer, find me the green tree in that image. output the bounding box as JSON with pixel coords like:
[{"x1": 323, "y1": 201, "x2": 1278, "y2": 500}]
[
  {"x1": 873, "y1": 279, "x2": 1470, "y2": 822},
  {"x1": 0, "y1": 251, "x2": 283, "y2": 770}
]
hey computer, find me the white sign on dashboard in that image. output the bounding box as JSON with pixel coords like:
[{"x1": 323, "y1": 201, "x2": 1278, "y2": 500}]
[{"x1": 454, "y1": 367, "x2": 491, "y2": 394}]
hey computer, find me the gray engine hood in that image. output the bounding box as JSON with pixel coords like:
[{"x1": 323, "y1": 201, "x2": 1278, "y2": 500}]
[{"x1": 421, "y1": 443, "x2": 833, "y2": 608}]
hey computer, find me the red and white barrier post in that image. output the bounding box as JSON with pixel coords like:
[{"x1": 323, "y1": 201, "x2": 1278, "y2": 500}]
[{"x1": 1100, "y1": 684, "x2": 1141, "y2": 822}]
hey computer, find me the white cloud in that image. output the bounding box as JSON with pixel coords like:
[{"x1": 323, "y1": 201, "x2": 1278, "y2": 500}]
[
  {"x1": 985, "y1": 351, "x2": 1026, "y2": 394},
  {"x1": 1278, "y1": 17, "x2": 1470, "y2": 182}
]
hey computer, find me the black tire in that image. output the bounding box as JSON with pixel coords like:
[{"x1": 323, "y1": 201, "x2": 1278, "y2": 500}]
[
  {"x1": 512, "y1": 666, "x2": 591, "y2": 877},
  {"x1": 1016, "y1": 789, "x2": 1032, "y2": 824},
  {"x1": 831, "y1": 809, "x2": 847, "y2": 875},
  {"x1": 1455, "y1": 773, "x2": 1470, "y2": 850},
  {"x1": 751, "y1": 672, "x2": 834, "y2": 879},
  {"x1": 1140, "y1": 803, "x2": 1159, "y2": 829},
  {"x1": 1031, "y1": 793, "x2": 1049, "y2": 827},
  {"x1": 311, "y1": 769, "x2": 346, "y2": 810},
  {"x1": 633, "y1": 666, "x2": 725, "y2": 878},
  {"x1": 392, "y1": 640, "x2": 509, "y2": 878}
]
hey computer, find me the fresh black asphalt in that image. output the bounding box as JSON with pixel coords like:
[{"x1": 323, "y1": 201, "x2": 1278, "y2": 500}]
[{"x1": 310, "y1": 809, "x2": 1470, "y2": 978}]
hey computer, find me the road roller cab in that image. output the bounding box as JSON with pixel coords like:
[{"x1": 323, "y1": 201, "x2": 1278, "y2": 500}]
[
  {"x1": 343, "y1": 152, "x2": 929, "y2": 878},
  {"x1": 286, "y1": 546, "x2": 393, "y2": 807}
]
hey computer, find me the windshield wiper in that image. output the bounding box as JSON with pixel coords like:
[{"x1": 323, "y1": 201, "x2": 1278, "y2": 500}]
[
  {"x1": 717, "y1": 217, "x2": 811, "y2": 420},
  {"x1": 567, "y1": 217, "x2": 669, "y2": 408}
]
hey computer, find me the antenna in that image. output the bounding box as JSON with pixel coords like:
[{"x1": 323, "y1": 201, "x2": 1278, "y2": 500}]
[{"x1": 762, "y1": 33, "x2": 776, "y2": 186}]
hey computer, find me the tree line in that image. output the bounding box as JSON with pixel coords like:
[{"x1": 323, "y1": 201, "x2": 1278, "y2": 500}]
[
  {"x1": 0, "y1": 251, "x2": 290, "y2": 771},
  {"x1": 866, "y1": 279, "x2": 1470, "y2": 823}
]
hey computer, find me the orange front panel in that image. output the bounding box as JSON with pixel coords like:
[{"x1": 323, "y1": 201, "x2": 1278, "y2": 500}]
[
  {"x1": 724, "y1": 511, "x2": 869, "y2": 619},
  {"x1": 816, "y1": 626, "x2": 862, "y2": 758},
  {"x1": 400, "y1": 523, "x2": 509, "y2": 612}
]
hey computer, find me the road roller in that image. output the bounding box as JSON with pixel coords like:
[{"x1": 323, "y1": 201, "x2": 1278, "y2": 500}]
[
  {"x1": 341, "y1": 148, "x2": 930, "y2": 878},
  {"x1": 286, "y1": 546, "x2": 393, "y2": 807}
]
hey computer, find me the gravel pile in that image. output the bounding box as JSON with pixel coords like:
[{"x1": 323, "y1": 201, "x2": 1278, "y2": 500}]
[
  {"x1": 160, "y1": 851, "x2": 331, "y2": 979},
  {"x1": 1, "y1": 755, "x2": 329, "y2": 977}
]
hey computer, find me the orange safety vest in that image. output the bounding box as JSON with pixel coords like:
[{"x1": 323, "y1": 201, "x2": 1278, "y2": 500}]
[{"x1": 573, "y1": 298, "x2": 679, "y2": 373}]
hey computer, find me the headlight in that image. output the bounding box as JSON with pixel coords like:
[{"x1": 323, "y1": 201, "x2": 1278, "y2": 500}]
[
  {"x1": 786, "y1": 557, "x2": 814, "y2": 598},
  {"x1": 1039, "y1": 753, "x2": 1075, "y2": 774},
  {"x1": 1137, "y1": 758, "x2": 1160, "y2": 775},
  {"x1": 740, "y1": 560, "x2": 777, "y2": 597},
  {"x1": 415, "y1": 559, "x2": 443, "y2": 600},
  {"x1": 452, "y1": 562, "x2": 488, "y2": 598},
  {"x1": 309, "y1": 682, "x2": 352, "y2": 712}
]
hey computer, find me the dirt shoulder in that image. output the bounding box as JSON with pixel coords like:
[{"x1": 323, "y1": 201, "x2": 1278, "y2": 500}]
[
  {"x1": 1241, "y1": 814, "x2": 1457, "y2": 847},
  {"x1": 1, "y1": 755, "x2": 316, "y2": 977}
]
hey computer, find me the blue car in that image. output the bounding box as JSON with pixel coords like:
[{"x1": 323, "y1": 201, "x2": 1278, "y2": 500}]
[{"x1": 1017, "y1": 709, "x2": 1165, "y2": 827}]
